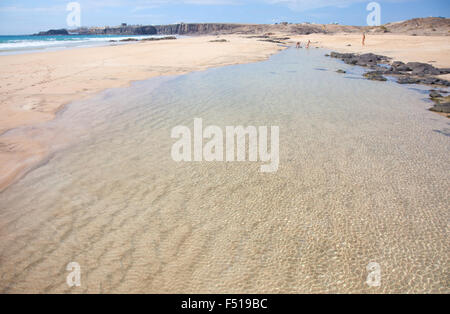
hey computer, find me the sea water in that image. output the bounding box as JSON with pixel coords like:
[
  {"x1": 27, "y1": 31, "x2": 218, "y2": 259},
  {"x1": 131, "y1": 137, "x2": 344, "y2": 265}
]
[
  {"x1": 0, "y1": 48, "x2": 448, "y2": 293},
  {"x1": 0, "y1": 34, "x2": 171, "y2": 55}
]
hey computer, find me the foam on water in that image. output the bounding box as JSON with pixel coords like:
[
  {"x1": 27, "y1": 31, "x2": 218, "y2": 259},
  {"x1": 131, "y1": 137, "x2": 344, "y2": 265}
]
[{"x1": 0, "y1": 48, "x2": 448, "y2": 293}]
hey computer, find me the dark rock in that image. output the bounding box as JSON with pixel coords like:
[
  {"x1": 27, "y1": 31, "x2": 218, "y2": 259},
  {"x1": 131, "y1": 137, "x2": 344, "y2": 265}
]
[
  {"x1": 397, "y1": 76, "x2": 421, "y2": 84},
  {"x1": 330, "y1": 52, "x2": 389, "y2": 68},
  {"x1": 385, "y1": 68, "x2": 403, "y2": 74},
  {"x1": 330, "y1": 52, "x2": 354, "y2": 59},
  {"x1": 364, "y1": 71, "x2": 387, "y2": 81},
  {"x1": 359, "y1": 53, "x2": 388, "y2": 62},
  {"x1": 406, "y1": 62, "x2": 441, "y2": 76},
  {"x1": 430, "y1": 102, "x2": 450, "y2": 113},
  {"x1": 120, "y1": 38, "x2": 139, "y2": 41},
  {"x1": 345, "y1": 58, "x2": 358, "y2": 65},
  {"x1": 421, "y1": 77, "x2": 439, "y2": 84},
  {"x1": 391, "y1": 61, "x2": 412, "y2": 72},
  {"x1": 35, "y1": 29, "x2": 69, "y2": 36},
  {"x1": 419, "y1": 77, "x2": 450, "y2": 86},
  {"x1": 430, "y1": 90, "x2": 443, "y2": 98},
  {"x1": 141, "y1": 36, "x2": 177, "y2": 41},
  {"x1": 209, "y1": 39, "x2": 228, "y2": 42},
  {"x1": 329, "y1": 51, "x2": 450, "y2": 88},
  {"x1": 336, "y1": 69, "x2": 346, "y2": 74},
  {"x1": 397, "y1": 65, "x2": 412, "y2": 72},
  {"x1": 391, "y1": 61, "x2": 405, "y2": 68}
]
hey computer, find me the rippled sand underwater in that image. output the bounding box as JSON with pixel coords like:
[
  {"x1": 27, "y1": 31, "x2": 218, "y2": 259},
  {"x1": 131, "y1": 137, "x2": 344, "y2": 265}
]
[{"x1": 0, "y1": 48, "x2": 449, "y2": 293}]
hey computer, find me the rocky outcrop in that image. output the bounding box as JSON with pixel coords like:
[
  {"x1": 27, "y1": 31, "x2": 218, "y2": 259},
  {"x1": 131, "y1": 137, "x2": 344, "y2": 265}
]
[
  {"x1": 330, "y1": 52, "x2": 390, "y2": 67},
  {"x1": 141, "y1": 36, "x2": 176, "y2": 41},
  {"x1": 430, "y1": 90, "x2": 443, "y2": 98},
  {"x1": 405, "y1": 62, "x2": 442, "y2": 76},
  {"x1": 430, "y1": 103, "x2": 450, "y2": 113},
  {"x1": 328, "y1": 51, "x2": 450, "y2": 116},
  {"x1": 35, "y1": 29, "x2": 69, "y2": 36},
  {"x1": 328, "y1": 52, "x2": 450, "y2": 87},
  {"x1": 363, "y1": 71, "x2": 387, "y2": 81}
]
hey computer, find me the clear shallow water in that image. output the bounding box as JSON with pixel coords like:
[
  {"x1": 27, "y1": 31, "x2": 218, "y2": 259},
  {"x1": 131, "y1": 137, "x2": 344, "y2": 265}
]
[
  {"x1": 0, "y1": 48, "x2": 449, "y2": 293},
  {"x1": 0, "y1": 35, "x2": 170, "y2": 55}
]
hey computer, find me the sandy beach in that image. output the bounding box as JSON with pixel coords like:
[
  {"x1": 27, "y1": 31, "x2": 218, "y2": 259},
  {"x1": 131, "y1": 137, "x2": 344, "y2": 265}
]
[
  {"x1": 0, "y1": 35, "x2": 284, "y2": 192},
  {"x1": 1, "y1": 33, "x2": 449, "y2": 193}
]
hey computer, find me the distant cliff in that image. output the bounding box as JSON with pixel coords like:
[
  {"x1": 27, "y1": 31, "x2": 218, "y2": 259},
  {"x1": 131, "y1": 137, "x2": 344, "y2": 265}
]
[
  {"x1": 35, "y1": 18, "x2": 450, "y2": 37},
  {"x1": 74, "y1": 25, "x2": 157, "y2": 35},
  {"x1": 35, "y1": 25, "x2": 157, "y2": 36},
  {"x1": 153, "y1": 23, "x2": 327, "y2": 35},
  {"x1": 154, "y1": 23, "x2": 248, "y2": 35}
]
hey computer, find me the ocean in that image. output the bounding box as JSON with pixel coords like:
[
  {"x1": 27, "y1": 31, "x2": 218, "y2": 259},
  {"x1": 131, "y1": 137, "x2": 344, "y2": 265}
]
[{"x1": 0, "y1": 34, "x2": 169, "y2": 55}]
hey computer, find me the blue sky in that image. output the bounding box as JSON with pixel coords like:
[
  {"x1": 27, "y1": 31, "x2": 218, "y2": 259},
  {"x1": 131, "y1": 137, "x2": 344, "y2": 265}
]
[{"x1": 0, "y1": 0, "x2": 449, "y2": 35}]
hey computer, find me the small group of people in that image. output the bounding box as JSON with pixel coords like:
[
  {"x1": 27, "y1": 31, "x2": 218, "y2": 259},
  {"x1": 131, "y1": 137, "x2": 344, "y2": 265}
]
[
  {"x1": 295, "y1": 40, "x2": 311, "y2": 49},
  {"x1": 295, "y1": 33, "x2": 366, "y2": 49}
]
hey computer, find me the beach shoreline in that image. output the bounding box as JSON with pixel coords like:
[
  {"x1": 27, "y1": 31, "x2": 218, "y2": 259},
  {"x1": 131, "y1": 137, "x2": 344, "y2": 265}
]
[
  {"x1": 1, "y1": 33, "x2": 449, "y2": 192},
  {"x1": 0, "y1": 35, "x2": 285, "y2": 192}
]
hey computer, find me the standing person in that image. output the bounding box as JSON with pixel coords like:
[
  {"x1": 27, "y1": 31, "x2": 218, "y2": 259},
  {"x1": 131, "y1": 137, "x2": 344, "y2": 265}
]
[
  {"x1": 306, "y1": 40, "x2": 311, "y2": 48},
  {"x1": 296, "y1": 42, "x2": 301, "y2": 48},
  {"x1": 362, "y1": 32, "x2": 366, "y2": 46}
]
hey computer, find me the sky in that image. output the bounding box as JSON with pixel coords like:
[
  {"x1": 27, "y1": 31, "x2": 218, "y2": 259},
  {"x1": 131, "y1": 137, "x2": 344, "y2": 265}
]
[{"x1": 0, "y1": 0, "x2": 449, "y2": 35}]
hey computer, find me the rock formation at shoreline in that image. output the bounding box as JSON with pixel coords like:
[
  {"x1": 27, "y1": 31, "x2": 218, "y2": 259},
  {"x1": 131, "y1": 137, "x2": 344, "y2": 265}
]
[
  {"x1": 328, "y1": 51, "x2": 450, "y2": 114},
  {"x1": 35, "y1": 29, "x2": 69, "y2": 36},
  {"x1": 329, "y1": 52, "x2": 450, "y2": 86},
  {"x1": 36, "y1": 25, "x2": 157, "y2": 36}
]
